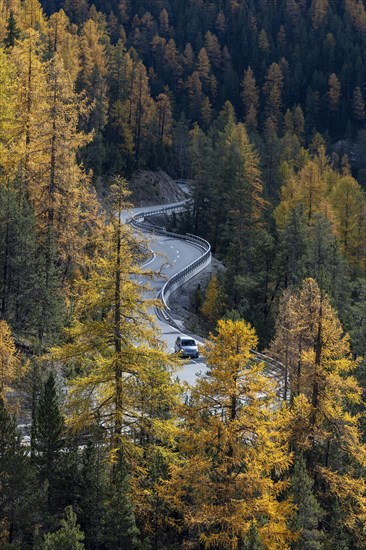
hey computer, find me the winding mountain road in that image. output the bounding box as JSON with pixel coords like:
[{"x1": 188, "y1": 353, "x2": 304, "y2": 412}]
[
  {"x1": 126, "y1": 199, "x2": 285, "y2": 392},
  {"x1": 126, "y1": 202, "x2": 209, "y2": 385}
]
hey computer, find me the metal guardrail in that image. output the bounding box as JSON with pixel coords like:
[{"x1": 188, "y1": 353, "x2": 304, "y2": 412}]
[
  {"x1": 128, "y1": 201, "x2": 286, "y2": 385},
  {"x1": 128, "y1": 201, "x2": 211, "y2": 328}
]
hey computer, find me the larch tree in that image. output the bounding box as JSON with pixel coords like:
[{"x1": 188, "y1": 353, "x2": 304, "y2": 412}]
[
  {"x1": 51, "y1": 177, "x2": 179, "y2": 469},
  {"x1": 77, "y1": 18, "x2": 108, "y2": 134},
  {"x1": 274, "y1": 156, "x2": 329, "y2": 228},
  {"x1": 196, "y1": 47, "x2": 211, "y2": 86},
  {"x1": 345, "y1": 0, "x2": 366, "y2": 33},
  {"x1": 269, "y1": 279, "x2": 366, "y2": 546},
  {"x1": 241, "y1": 66, "x2": 260, "y2": 130},
  {"x1": 263, "y1": 62, "x2": 284, "y2": 131},
  {"x1": 0, "y1": 47, "x2": 19, "y2": 179},
  {"x1": 128, "y1": 60, "x2": 156, "y2": 166},
  {"x1": 47, "y1": 9, "x2": 80, "y2": 84},
  {"x1": 204, "y1": 31, "x2": 221, "y2": 70},
  {"x1": 327, "y1": 73, "x2": 341, "y2": 113},
  {"x1": 163, "y1": 39, "x2": 182, "y2": 85},
  {"x1": 162, "y1": 319, "x2": 294, "y2": 549},
  {"x1": 155, "y1": 91, "x2": 173, "y2": 147},
  {"x1": 329, "y1": 174, "x2": 365, "y2": 264},
  {"x1": 11, "y1": 29, "x2": 49, "y2": 198},
  {"x1": 201, "y1": 273, "x2": 222, "y2": 329},
  {"x1": 311, "y1": 0, "x2": 329, "y2": 29},
  {"x1": 18, "y1": 0, "x2": 47, "y2": 33},
  {"x1": 159, "y1": 8, "x2": 170, "y2": 37},
  {"x1": 182, "y1": 42, "x2": 195, "y2": 73},
  {"x1": 33, "y1": 50, "x2": 100, "y2": 343},
  {"x1": 258, "y1": 29, "x2": 270, "y2": 55},
  {"x1": 0, "y1": 320, "x2": 25, "y2": 409}
]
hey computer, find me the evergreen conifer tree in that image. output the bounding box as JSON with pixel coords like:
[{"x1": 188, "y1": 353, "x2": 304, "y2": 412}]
[
  {"x1": 0, "y1": 398, "x2": 38, "y2": 546},
  {"x1": 102, "y1": 450, "x2": 141, "y2": 549},
  {"x1": 289, "y1": 455, "x2": 325, "y2": 549},
  {"x1": 3, "y1": 11, "x2": 20, "y2": 49},
  {"x1": 43, "y1": 506, "x2": 85, "y2": 550},
  {"x1": 34, "y1": 372, "x2": 64, "y2": 514},
  {"x1": 78, "y1": 423, "x2": 107, "y2": 549},
  {"x1": 241, "y1": 523, "x2": 265, "y2": 550}
]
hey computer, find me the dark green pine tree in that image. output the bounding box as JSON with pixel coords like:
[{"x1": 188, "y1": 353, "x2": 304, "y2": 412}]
[
  {"x1": 323, "y1": 498, "x2": 351, "y2": 550},
  {"x1": 57, "y1": 433, "x2": 82, "y2": 512},
  {"x1": 0, "y1": 183, "x2": 39, "y2": 335},
  {"x1": 42, "y1": 506, "x2": 85, "y2": 550},
  {"x1": 102, "y1": 450, "x2": 141, "y2": 550},
  {"x1": 78, "y1": 423, "x2": 108, "y2": 550},
  {"x1": 3, "y1": 10, "x2": 21, "y2": 49},
  {"x1": 142, "y1": 449, "x2": 179, "y2": 550},
  {"x1": 307, "y1": 214, "x2": 351, "y2": 321},
  {"x1": 0, "y1": 398, "x2": 39, "y2": 547},
  {"x1": 35, "y1": 234, "x2": 66, "y2": 345},
  {"x1": 289, "y1": 455, "x2": 325, "y2": 550},
  {"x1": 275, "y1": 205, "x2": 309, "y2": 290},
  {"x1": 240, "y1": 522, "x2": 265, "y2": 550},
  {"x1": 34, "y1": 372, "x2": 64, "y2": 516}
]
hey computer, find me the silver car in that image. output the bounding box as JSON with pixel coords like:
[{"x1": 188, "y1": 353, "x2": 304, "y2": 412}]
[{"x1": 174, "y1": 336, "x2": 199, "y2": 359}]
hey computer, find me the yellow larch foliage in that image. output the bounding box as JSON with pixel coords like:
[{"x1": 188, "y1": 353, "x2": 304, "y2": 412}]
[
  {"x1": 50, "y1": 178, "x2": 180, "y2": 467},
  {"x1": 269, "y1": 279, "x2": 366, "y2": 544},
  {"x1": 0, "y1": 47, "x2": 20, "y2": 179},
  {"x1": 201, "y1": 274, "x2": 221, "y2": 327},
  {"x1": 162, "y1": 319, "x2": 294, "y2": 549},
  {"x1": 276, "y1": 151, "x2": 366, "y2": 269},
  {"x1": 48, "y1": 10, "x2": 81, "y2": 84},
  {"x1": 311, "y1": 0, "x2": 329, "y2": 29},
  {"x1": 0, "y1": 320, "x2": 26, "y2": 409},
  {"x1": 275, "y1": 158, "x2": 329, "y2": 228},
  {"x1": 329, "y1": 174, "x2": 366, "y2": 265},
  {"x1": 0, "y1": 0, "x2": 47, "y2": 40}
]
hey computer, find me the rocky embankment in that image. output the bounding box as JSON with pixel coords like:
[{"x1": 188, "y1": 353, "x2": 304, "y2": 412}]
[{"x1": 129, "y1": 169, "x2": 186, "y2": 206}]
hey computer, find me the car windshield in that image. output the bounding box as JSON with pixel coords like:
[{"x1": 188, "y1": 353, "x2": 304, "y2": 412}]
[{"x1": 181, "y1": 339, "x2": 196, "y2": 347}]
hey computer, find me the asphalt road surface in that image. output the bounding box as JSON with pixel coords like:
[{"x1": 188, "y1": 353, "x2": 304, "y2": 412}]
[{"x1": 126, "y1": 204, "x2": 209, "y2": 385}]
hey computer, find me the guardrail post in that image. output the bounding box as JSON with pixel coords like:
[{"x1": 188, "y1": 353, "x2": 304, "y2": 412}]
[{"x1": 128, "y1": 202, "x2": 211, "y2": 326}]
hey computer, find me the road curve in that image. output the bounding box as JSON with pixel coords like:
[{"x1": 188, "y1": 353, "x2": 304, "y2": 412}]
[{"x1": 126, "y1": 202, "x2": 209, "y2": 385}]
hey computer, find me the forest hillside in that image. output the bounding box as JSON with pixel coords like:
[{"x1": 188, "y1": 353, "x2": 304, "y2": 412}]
[{"x1": 2, "y1": 0, "x2": 366, "y2": 548}]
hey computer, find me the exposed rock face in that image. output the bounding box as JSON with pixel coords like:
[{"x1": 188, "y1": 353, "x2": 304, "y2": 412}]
[{"x1": 128, "y1": 169, "x2": 186, "y2": 206}]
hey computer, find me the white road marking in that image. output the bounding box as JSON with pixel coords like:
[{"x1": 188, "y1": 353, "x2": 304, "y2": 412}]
[
  {"x1": 141, "y1": 252, "x2": 156, "y2": 268},
  {"x1": 169, "y1": 245, "x2": 174, "y2": 249}
]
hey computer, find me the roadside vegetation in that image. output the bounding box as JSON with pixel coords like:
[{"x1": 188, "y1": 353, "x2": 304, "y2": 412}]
[{"x1": 2, "y1": 0, "x2": 366, "y2": 548}]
